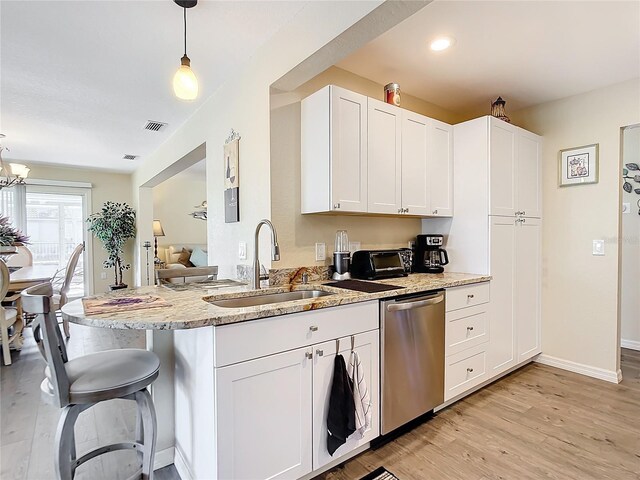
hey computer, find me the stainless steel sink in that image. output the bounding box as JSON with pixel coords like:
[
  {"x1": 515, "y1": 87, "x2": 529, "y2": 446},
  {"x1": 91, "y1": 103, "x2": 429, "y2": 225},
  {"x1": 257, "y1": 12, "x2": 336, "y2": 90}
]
[{"x1": 210, "y1": 290, "x2": 333, "y2": 308}]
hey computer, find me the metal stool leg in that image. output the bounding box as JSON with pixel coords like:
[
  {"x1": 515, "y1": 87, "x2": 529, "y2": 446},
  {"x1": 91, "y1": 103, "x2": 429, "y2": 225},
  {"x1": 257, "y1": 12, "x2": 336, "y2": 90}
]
[
  {"x1": 135, "y1": 389, "x2": 157, "y2": 480},
  {"x1": 54, "y1": 404, "x2": 82, "y2": 480}
]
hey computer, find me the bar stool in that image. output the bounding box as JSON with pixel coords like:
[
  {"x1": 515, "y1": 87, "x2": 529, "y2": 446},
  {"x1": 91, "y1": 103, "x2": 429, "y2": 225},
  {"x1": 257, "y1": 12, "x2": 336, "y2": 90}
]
[{"x1": 21, "y1": 283, "x2": 160, "y2": 480}]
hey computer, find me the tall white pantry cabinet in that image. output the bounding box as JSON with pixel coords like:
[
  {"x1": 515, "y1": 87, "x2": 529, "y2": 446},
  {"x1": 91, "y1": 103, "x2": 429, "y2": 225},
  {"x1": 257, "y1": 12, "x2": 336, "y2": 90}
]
[{"x1": 444, "y1": 116, "x2": 542, "y2": 378}]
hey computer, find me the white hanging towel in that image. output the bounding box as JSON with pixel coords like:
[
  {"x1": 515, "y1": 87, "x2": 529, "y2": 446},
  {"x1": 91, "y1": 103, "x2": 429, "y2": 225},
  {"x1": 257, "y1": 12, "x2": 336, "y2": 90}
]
[{"x1": 347, "y1": 350, "x2": 371, "y2": 437}]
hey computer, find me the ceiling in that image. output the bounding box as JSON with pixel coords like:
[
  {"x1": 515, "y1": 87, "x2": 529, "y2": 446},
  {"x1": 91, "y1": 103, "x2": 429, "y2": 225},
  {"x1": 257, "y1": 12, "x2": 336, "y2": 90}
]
[
  {"x1": 1, "y1": 0, "x2": 307, "y2": 172},
  {"x1": 337, "y1": 0, "x2": 640, "y2": 118}
]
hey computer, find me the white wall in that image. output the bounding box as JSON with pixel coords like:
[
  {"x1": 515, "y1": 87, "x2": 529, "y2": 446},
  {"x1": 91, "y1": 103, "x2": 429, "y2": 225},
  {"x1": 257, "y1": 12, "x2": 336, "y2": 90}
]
[
  {"x1": 132, "y1": 1, "x2": 428, "y2": 281},
  {"x1": 621, "y1": 124, "x2": 640, "y2": 349},
  {"x1": 152, "y1": 165, "x2": 207, "y2": 263},
  {"x1": 511, "y1": 78, "x2": 640, "y2": 375}
]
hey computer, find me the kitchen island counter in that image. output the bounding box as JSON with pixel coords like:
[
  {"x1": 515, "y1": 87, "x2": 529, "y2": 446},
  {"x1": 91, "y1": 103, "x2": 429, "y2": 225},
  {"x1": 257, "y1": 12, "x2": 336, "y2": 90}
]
[{"x1": 62, "y1": 272, "x2": 490, "y2": 330}]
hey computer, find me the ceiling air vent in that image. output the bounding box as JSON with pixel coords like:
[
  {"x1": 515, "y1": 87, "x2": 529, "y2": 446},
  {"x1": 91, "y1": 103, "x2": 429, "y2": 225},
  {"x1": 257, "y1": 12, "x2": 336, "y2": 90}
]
[
  {"x1": 123, "y1": 154, "x2": 138, "y2": 160},
  {"x1": 144, "y1": 120, "x2": 168, "y2": 132}
]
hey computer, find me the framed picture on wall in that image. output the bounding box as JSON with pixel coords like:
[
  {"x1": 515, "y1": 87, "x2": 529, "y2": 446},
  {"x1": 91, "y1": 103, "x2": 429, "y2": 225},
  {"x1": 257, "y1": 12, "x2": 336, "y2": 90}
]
[
  {"x1": 224, "y1": 131, "x2": 240, "y2": 223},
  {"x1": 558, "y1": 143, "x2": 599, "y2": 187}
]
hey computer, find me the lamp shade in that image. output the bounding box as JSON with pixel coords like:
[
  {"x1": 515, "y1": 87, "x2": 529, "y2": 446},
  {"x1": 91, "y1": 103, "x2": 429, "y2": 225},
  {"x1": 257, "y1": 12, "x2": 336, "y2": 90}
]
[
  {"x1": 8, "y1": 163, "x2": 30, "y2": 179},
  {"x1": 152, "y1": 220, "x2": 165, "y2": 237},
  {"x1": 173, "y1": 55, "x2": 198, "y2": 100}
]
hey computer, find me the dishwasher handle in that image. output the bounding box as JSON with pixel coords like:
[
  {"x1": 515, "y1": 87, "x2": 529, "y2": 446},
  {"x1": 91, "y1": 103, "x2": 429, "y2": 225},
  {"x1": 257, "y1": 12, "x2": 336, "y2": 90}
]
[{"x1": 386, "y1": 293, "x2": 444, "y2": 312}]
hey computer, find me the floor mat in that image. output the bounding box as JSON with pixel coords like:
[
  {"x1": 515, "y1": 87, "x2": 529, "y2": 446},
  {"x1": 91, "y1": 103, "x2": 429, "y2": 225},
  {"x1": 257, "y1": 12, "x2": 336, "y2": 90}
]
[{"x1": 359, "y1": 467, "x2": 400, "y2": 480}]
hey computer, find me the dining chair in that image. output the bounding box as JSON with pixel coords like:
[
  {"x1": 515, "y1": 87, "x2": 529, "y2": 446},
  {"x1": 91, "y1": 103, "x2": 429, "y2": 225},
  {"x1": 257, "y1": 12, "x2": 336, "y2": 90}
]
[
  {"x1": 0, "y1": 261, "x2": 23, "y2": 365},
  {"x1": 6, "y1": 245, "x2": 33, "y2": 267},
  {"x1": 21, "y1": 282, "x2": 160, "y2": 480},
  {"x1": 52, "y1": 243, "x2": 84, "y2": 338},
  {"x1": 155, "y1": 265, "x2": 218, "y2": 285}
]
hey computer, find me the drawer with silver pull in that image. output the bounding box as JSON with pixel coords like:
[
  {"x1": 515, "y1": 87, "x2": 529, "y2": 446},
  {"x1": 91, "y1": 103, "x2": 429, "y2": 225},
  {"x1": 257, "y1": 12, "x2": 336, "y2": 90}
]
[
  {"x1": 445, "y1": 304, "x2": 489, "y2": 356},
  {"x1": 213, "y1": 300, "x2": 378, "y2": 367},
  {"x1": 444, "y1": 343, "x2": 488, "y2": 401},
  {"x1": 445, "y1": 282, "x2": 490, "y2": 312}
]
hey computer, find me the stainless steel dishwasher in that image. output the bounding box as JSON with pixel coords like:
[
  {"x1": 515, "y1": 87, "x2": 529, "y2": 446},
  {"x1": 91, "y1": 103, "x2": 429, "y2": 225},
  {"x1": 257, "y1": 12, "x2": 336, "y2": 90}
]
[{"x1": 380, "y1": 290, "x2": 445, "y2": 434}]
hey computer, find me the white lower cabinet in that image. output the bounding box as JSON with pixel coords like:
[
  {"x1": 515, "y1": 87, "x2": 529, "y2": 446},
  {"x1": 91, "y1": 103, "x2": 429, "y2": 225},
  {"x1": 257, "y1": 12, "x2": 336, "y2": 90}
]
[
  {"x1": 216, "y1": 347, "x2": 313, "y2": 480},
  {"x1": 444, "y1": 283, "x2": 490, "y2": 401},
  {"x1": 197, "y1": 302, "x2": 380, "y2": 480},
  {"x1": 312, "y1": 330, "x2": 379, "y2": 470}
]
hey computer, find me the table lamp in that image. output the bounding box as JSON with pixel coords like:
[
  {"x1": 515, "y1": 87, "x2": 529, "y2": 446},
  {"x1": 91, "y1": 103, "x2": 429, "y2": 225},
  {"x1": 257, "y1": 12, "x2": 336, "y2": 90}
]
[{"x1": 153, "y1": 220, "x2": 165, "y2": 264}]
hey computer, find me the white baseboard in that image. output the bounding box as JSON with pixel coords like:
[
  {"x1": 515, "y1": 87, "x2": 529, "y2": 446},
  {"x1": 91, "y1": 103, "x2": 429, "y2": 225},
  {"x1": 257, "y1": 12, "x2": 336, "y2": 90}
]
[
  {"x1": 154, "y1": 447, "x2": 174, "y2": 470},
  {"x1": 535, "y1": 354, "x2": 622, "y2": 384},
  {"x1": 621, "y1": 339, "x2": 640, "y2": 351},
  {"x1": 174, "y1": 446, "x2": 194, "y2": 480}
]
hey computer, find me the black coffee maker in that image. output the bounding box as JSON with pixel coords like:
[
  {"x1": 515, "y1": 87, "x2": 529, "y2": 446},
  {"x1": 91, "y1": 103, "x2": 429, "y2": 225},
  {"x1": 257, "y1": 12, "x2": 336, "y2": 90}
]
[{"x1": 414, "y1": 234, "x2": 449, "y2": 273}]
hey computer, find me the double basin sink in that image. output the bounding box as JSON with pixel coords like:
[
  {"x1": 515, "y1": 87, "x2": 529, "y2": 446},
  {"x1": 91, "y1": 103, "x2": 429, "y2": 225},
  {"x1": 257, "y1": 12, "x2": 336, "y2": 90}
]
[{"x1": 210, "y1": 289, "x2": 333, "y2": 308}]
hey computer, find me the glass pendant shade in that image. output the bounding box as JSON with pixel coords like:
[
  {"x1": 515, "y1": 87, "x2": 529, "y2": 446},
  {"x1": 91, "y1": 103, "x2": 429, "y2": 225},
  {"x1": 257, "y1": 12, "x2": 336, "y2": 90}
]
[{"x1": 173, "y1": 55, "x2": 198, "y2": 100}]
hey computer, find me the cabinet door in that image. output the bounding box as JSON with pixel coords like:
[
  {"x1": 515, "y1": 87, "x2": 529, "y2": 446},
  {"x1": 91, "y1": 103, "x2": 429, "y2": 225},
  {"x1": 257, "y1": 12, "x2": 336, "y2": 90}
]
[
  {"x1": 401, "y1": 110, "x2": 429, "y2": 216},
  {"x1": 330, "y1": 86, "x2": 368, "y2": 212},
  {"x1": 429, "y1": 119, "x2": 454, "y2": 216},
  {"x1": 216, "y1": 347, "x2": 313, "y2": 480},
  {"x1": 488, "y1": 216, "x2": 517, "y2": 375},
  {"x1": 367, "y1": 98, "x2": 402, "y2": 214},
  {"x1": 516, "y1": 132, "x2": 542, "y2": 218},
  {"x1": 312, "y1": 330, "x2": 380, "y2": 470},
  {"x1": 516, "y1": 218, "x2": 541, "y2": 360},
  {"x1": 489, "y1": 120, "x2": 517, "y2": 216}
]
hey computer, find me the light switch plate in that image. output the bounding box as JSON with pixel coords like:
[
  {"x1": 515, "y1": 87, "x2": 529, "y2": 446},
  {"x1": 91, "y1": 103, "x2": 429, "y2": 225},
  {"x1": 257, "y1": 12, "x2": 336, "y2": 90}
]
[
  {"x1": 315, "y1": 243, "x2": 326, "y2": 262},
  {"x1": 593, "y1": 239, "x2": 605, "y2": 256},
  {"x1": 238, "y1": 241, "x2": 247, "y2": 260},
  {"x1": 100, "y1": 272, "x2": 107, "y2": 280}
]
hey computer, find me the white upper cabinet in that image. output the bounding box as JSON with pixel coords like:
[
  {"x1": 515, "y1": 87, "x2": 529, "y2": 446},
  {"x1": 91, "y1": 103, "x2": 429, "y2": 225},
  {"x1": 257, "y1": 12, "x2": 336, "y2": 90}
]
[
  {"x1": 429, "y1": 119, "x2": 454, "y2": 216},
  {"x1": 368, "y1": 98, "x2": 402, "y2": 214},
  {"x1": 489, "y1": 117, "x2": 542, "y2": 218},
  {"x1": 301, "y1": 85, "x2": 453, "y2": 217},
  {"x1": 516, "y1": 132, "x2": 542, "y2": 218},
  {"x1": 301, "y1": 85, "x2": 368, "y2": 214}
]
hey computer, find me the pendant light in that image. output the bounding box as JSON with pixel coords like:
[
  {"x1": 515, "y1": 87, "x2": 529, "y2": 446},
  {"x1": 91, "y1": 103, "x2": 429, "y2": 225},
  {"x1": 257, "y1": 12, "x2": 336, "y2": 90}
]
[{"x1": 173, "y1": 0, "x2": 198, "y2": 101}]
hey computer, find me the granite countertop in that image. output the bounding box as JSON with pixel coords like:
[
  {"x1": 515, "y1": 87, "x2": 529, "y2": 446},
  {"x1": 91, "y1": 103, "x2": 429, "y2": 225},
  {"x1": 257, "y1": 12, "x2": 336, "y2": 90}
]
[{"x1": 61, "y1": 272, "x2": 490, "y2": 330}]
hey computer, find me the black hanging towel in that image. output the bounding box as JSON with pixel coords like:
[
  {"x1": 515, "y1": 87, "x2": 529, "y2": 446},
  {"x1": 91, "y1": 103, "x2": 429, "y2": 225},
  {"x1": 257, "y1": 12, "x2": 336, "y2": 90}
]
[{"x1": 326, "y1": 354, "x2": 356, "y2": 455}]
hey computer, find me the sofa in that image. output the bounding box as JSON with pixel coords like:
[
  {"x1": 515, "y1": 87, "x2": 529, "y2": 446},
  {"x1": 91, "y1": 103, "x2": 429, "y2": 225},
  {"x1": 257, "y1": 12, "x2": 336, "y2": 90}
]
[{"x1": 163, "y1": 244, "x2": 212, "y2": 283}]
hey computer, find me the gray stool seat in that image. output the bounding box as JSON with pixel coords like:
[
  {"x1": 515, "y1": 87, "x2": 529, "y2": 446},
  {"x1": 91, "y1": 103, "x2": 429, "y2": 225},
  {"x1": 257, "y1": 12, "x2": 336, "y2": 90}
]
[
  {"x1": 22, "y1": 283, "x2": 159, "y2": 480},
  {"x1": 43, "y1": 349, "x2": 160, "y2": 404}
]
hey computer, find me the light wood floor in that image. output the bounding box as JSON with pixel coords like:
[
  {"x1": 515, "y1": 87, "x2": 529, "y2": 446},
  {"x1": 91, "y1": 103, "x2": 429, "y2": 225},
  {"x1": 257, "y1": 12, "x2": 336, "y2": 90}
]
[
  {"x1": 315, "y1": 349, "x2": 640, "y2": 480},
  {"x1": 2, "y1": 324, "x2": 639, "y2": 480}
]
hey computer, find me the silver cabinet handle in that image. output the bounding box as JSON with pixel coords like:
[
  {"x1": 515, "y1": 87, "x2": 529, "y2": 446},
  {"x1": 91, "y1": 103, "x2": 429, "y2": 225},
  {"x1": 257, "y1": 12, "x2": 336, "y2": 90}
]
[
  {"x1": 467, "y1": 326, "x2": 474, "y2": 331},
  {"x1": 521, "y1": 218, "x2": 526, "y2": 223},
  {"x1": 309, "y1": 325, "x2": 318, "y2": 332},
  {"x1": 316, "y1": 349, "x2": 324, "y2": 357},
  {"x1": 386, "y1": 294, "x2": 444, "y2": 312},
  {"x1": 432, "y1": 209, "x2": 438, "y2": 215},
  {"x1": 467, "y1": 294, "x2": 475, "y2": 299},
  {"x1": 521, "y1": 211, "x2": 526, "y2": 215},
  {"x1": 405, "y1": 208, "x2": 409, "y2": 213},
  {"x1": 398, "y1": 208, "x2": 402, "y2": 214},
  {"x1": 333, "y1": 203, "x2": 340, "y2": 209},
  {"x1": 467, "y1": 367, "x2": 474, "y2": 373},
  {"x1": 305, "y1": 351, "x2": 313, "y2": 360}
]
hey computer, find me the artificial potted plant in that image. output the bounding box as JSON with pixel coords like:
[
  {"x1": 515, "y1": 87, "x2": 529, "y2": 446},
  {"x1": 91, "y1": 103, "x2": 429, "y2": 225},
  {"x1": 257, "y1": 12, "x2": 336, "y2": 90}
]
[
  {"x1": 0, "y1": 215, "x2": 30, "y2": 253},
  {"x1": 87, "y1": 201, "x2": 136, "y2": 290}
]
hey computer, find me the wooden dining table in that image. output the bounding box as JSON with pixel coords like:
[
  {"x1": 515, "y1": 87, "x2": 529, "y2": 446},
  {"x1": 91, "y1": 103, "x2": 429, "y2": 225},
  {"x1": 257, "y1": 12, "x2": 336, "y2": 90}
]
[{"x1": 8, "y1": 264, "x2": 60, "y2": 322}]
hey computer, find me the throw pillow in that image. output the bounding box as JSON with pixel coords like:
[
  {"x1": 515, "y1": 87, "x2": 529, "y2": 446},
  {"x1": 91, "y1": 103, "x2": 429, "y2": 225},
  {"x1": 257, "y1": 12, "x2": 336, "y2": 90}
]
[
  {"x1": 178, "y1": 248, "x2": 195, "y2": 267},
  {"x1": 190, "y1": 247, "x2": 208, "y2": 267}
]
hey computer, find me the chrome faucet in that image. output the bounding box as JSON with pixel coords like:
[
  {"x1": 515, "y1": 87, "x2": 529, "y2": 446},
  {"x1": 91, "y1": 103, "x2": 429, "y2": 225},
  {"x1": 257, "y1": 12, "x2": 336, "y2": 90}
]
[{"x1": 253, "y1": 219, "x2": 280, "y2": 289}]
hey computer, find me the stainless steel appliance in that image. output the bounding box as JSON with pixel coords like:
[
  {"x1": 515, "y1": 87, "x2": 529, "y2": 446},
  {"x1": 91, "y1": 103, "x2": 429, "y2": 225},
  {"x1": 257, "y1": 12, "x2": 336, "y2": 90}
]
[
  {"x1": 414, "y1": 234, "x2": 449, "y2": 274},
  {"x1": 380, "y1": 291, "x2": 445, "y2": 434},
  {"x1": 332, "y1": 230, "x2": 351, "y2": 280},
  {"x1": 350, "y1": 249, "x2": 408, "y2": 280}
]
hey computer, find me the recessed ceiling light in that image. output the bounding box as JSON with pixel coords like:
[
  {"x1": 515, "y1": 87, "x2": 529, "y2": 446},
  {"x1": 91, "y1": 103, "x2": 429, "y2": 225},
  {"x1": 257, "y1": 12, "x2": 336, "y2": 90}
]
[{"x1": 430, "y1": 36, "x2": 455, "y2": 52}]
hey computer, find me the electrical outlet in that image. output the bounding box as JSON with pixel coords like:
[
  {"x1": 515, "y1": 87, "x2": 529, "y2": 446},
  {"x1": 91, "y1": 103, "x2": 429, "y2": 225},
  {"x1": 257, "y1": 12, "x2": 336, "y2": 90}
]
[
  {"x1": 408, "y1": 240, "x2": 416, "y2": 249},
  {"x1": 593, "y1": 239, "x2": 605, "y2": 256},
  {"x1": 100, "y1": 272, "x2": 107, "y2": 280},
  {"x1": 623, "y1": 202, "x2": 631, "y2": 214},
  {"x1": 238, "y1": 241, "x2": 247, "y2": 260},
  {"x1": 348, "y1": 241, "x2": 361, "y2": 254},
  {"x1": 315, "y1": 243, "x2": 326, "y2": 262}
]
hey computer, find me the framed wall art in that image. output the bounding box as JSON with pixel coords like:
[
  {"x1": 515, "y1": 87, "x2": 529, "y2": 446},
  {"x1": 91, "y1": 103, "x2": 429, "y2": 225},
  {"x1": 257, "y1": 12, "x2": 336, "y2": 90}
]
[
  {"x1": 224, "y1": 130, "x2": 240, "y2": 223},
  {"x1": 559, "y1": 143, "x2": 599, "y2": 187}
]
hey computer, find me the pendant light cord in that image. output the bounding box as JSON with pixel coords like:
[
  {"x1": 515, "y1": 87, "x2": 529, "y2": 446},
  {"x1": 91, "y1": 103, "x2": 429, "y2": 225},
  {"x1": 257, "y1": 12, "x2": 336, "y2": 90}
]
[{"x1": 183, "y1": 7, "x2": 187, "y2": 56}]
